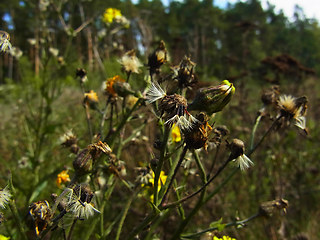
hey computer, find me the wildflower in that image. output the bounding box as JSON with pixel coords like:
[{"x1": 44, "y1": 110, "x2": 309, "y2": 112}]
[
  {"x1": 56, "y1": 170, "x2": 71, "y2": 188},
  {"x1": 184, "y1": 113, "x2": 213, "y2": 150},
  {"x1": 188, "y1": 80, "x2": 235, "y2": 115},
  {"x1": 83, "y1": 90, "x2": 99, "y2": 109},
  {"x1": 277, "y1": 94, "x2": 308, "y2": 131},
  {"x1": 148, "y1": 40, "x2": 168, "y2": 75},
  {"x1": 259, "y1": 199, "x2": 289, "y2": 217},
  {"x1": 119, "y1": 50, "x2": 143, "y2": 74},
  {"x1": 172, "y1": 55, "x2": 197, "y2": 89},
  {"x1": 102, "y1": 8, "x2": 122, "y2": 24},
  {"x1": 171, "y1": 124, "x2": 181, "y2": 142},
  {"x1": 0, "y1": 31, "x2": 12, "y2": 53},
  {"x1": 103, "y1": 75, "x2": 126, "y2": 97},
  {"x1": 149, "y1": 171, "x2": 167, "y2": 190},
  {"x1": 29, "y1": 200, "x2": 52, "y2": 236},
  {"x1": 213, "y1": 236, "x2": 236, "y2": 240},
  {"x1": 66, "y1": 185, "x2": 100, "y2": 219},
  {"x1": 49, "y1": 47, "x2": 59, "y2": 57},
  {"x1": 0, "y1": 186, "x2": 11, "y2": 209},
  {"x1": 76, "y1": 68, "x2": 87, "y2": 83},
  {"x1": 142, "y1": 171, "x2": 167, "y2": 201},
  {"x1": 227, "y1": 139, "x2": 253, "y2": 171},
  {"x1": 0, "y1": 234, "x2": 10, "y2": 240},
  {"x1": 146, "y1": 81, "x2": 198, "y2": 131}
]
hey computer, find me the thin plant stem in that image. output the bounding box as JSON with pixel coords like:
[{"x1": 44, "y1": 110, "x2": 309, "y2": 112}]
[
  {"x1": 126, "y1": 212, "x2": 159, "y2": 240},
  {"x1": 182, "y1": 212, "x2": 260, "y2": 239},
  {"x1": 161, "y1": 158, "x2": 230, "y2": 210},
  {"x1": 249, "y1": 114, "x2": 263, "y2": 151},
  {"x1": 160, "y1": 145, "x2": 188, "y2": 206},
  {"x1": 106, "y1": 98, "x2": 143, "y2": 147},
  {"x1": 153, "y1": 126, "x2": 170, "y2": 205},
  {"x1": 207, "y1": 144, "x2": 221, "y2": 178},
  {"x1": 67, "y1": 219, "x2": 77, "y2": 240},
  {"x1": 115, "y1": 190, "x2": 137, "y2": 240},
  {"x1": 193, "y1": 149, "x2": 207, "y2": 184}
]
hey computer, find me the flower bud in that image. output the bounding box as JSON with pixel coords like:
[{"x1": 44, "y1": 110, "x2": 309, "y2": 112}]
[
  {"x1": 112, "y1": 81, "x2": 135, "y2": 97},
  {"x1": 73, "y1": 148, "x2": 93, "y2": 176},
  {"x1": 188, "y1": 80, "x2": 235, "y2": 115}
]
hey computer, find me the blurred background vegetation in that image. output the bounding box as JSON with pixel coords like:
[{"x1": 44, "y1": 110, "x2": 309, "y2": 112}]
[{"x1": 0, "y1": 0, "x2": 320, "y2": 239}]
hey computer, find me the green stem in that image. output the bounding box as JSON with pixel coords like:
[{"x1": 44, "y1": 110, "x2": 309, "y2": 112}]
[
  {"x1": 115, "y1": 191, "x2": 137, "y2": 240},
  {"x1": 182, "y1": 212, "x2": 260, "y2": 239},
  {"x1": 193, "y1": 149, "x2": 207, "y2": 184},
  {"x1": 249, "y1": 114, "x2": 262, "y2": 151},
  {"x1": 106, "y1": 98, "x2": 143, "y2": 147},
  {"x1": 153, "y1": 126, "x2": 170, "y2": 205},
  {"x1": 126, "y1": 212, "x2": 159, "y2": 240},
  {"x1": 160, "y1": 145, "x2": 188, "y2": 206}
]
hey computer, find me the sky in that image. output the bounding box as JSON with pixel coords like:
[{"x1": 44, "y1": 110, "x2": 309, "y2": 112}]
[{"x1": 215, "y1": 0, "x2": 320, "y2": 21}]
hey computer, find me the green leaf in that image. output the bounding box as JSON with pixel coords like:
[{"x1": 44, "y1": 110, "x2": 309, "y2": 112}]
[
  {"x1": 209, "y1": 218, "x2": 226, "y2": 231},
  {"x1": 28, "y1": 180, "x2": 48, "y2": 203}
]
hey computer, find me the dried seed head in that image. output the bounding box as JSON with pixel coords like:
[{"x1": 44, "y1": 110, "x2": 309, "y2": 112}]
[
  {"x1": 228, "y1": 138, "x2": 245, "y2": 159},
  {"x1": 119, "y1": 49, "x2": 143, "y2": 74},
  {"x1": 259, "y1": 199, "x2": 289, "y2": 217},
  {"x1": 148, "y1": 40, "x2": 168, "y2": 74},
  {"x1": 184, "y1": 113, "x2": 213, "y2": 150},
  {"x1": 277, "y1": 95, "x2": 308, "y2": 131},
  {"x1": 189, "y1": 80, "x2": 235, "y2": 115},
  {"x1": 172, "y1": 55, "x2": 197, "y2": 89},
  {"x1": 73, "y1": 141, "x2": 112, "y2": 176},
  {"x1": 0, "y1": 186, "x2": 11, "y2": 209},
  {"x1": 60, "y1": 130, "x2": 77, "y2": 148},
  {"x1": 227, "y1": 139, "x2": 254, "y2": 171},
  {"x1": 29, "y1": 200, "x2": 52, "y2": 236},
  {"x1": 0, "y1": 30, "x2": 12, "y2": 53},
  {"x1": 76, "y1": 68, "x2": 87, "y2": 83}
]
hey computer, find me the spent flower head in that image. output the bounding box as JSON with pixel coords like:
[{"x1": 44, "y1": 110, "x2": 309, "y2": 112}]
[
  {"x1": 148, "y1": 40, "x2": 168, "y2": 75},
  {"x1": 146, "y1": 81, "x2": 198, "y2": 131},
  {"x1": 76, "y1": 68, "x2": 88, "y2": 83},
  {"x1": 277, "y1": 94, "x2": 308, "y2": 131},
  {"x1": 172, "y1": 55, "x2": 197, "y2": 89},
  {"x1": 29, "y1": 200, "x2": 52, "y2": 236},
  {"x1": 228, "y1": 139, "x2": 254, "y2": 171},
  {"x1": 189, "y1": 80, "x2": 235, "y2": 115},
  {"x1": 184, "y1": 113, "x2": 213, "y2": 150},
  {"x1": 0, "y1": 186, "x2": 11, "y2": 209},
  {"x1": 0, "y1": 31, "x2": 12, "y2": 53},
  {"x1": 119, "y1": 49, "x2": 143, "y2": 74},
  {"x1": 66, "y1": 185, "x2": 100, "y2": 219}
]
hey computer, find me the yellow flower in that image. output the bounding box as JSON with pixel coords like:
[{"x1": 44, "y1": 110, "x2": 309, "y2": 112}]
[
  {"x1": 213, "y1": 236, "x2": 236, "y2": 240},
  {"x1": 0, "y1": 234, "x2": 10, "y2": 240},
  {"x1": 84, "y1": 90, "x2": 99, "y2": 105},
  {"x1": 171, "y1": 124, "x2": 181, "y2": 142},
  {"x1": 149, "y1": 171, "x2": 167, "y2": 189},
  {"x1": 148, "y1": 171, "x2": 167, "y2": 202},
  {"x1": 103, "y1": 8, "x2": 122, "y2": 24},
  {"x1": 56, "y1": 170, "x2": 70, "y2": 188},
  {"x1": 103, "y1": 75, "x2": 125, "y2": 97}
]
